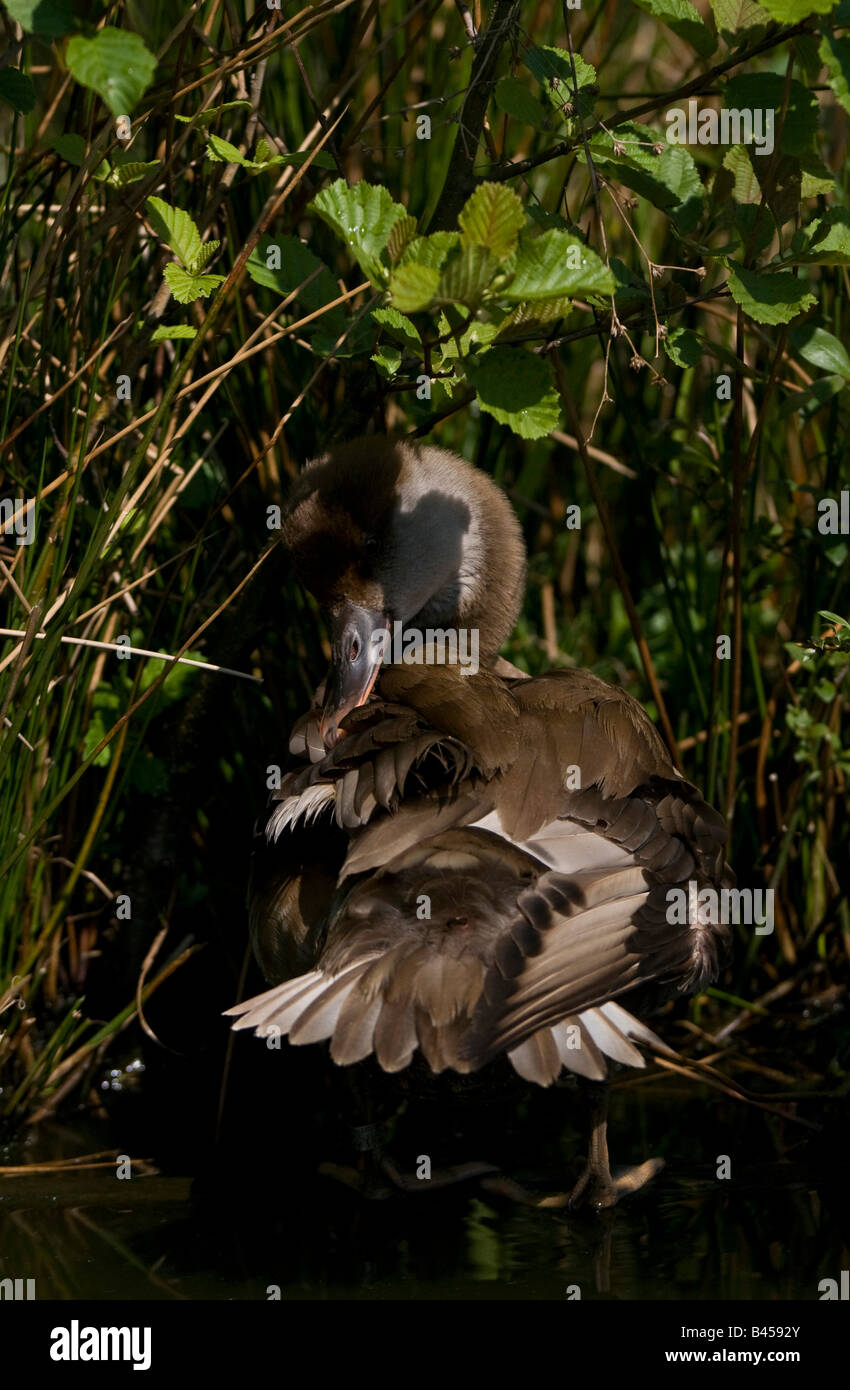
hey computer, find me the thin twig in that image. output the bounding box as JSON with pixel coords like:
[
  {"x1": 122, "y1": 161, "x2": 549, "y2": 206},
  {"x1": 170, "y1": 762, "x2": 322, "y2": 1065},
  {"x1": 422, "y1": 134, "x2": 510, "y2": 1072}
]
[
  {"x1": 428, "y1": 0, "x2": 519, "y2": 230},
  {"x1": 549, "y1": 429, "x2": 636, "y2": 479},
  {"x1": 489, "y1": 19, "x2": 815, "y2": 183},
  {"x1": 0, "y1": 629, "x2": 261, "y2": 683}
]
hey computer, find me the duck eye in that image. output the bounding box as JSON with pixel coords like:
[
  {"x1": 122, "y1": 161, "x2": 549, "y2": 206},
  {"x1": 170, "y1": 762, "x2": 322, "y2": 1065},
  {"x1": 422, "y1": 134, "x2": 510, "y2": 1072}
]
[{"x1": 363, "y1": 535, "x2": 379, "y2": 555}]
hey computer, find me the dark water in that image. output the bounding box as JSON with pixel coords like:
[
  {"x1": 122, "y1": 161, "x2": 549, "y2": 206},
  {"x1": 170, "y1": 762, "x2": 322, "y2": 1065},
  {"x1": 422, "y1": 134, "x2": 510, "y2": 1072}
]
[{"x1": 1, "y1": 1070, "x2": 845, "y2": 1301}]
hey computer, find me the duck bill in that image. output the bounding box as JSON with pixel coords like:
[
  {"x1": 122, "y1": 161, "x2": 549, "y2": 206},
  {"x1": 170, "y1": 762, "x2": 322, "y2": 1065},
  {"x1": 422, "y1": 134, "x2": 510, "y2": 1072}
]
[{"x1": 318, "y1": 602, "x2": 390, "y2": 748}]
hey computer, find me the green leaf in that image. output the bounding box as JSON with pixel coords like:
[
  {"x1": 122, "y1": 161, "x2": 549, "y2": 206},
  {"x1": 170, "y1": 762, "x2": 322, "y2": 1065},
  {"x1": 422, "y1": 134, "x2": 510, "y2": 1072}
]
[
  {"x1": 389, "y1": 261, "x2": 441, "y2": 313},
  {"x1": 188, "y1": 240, "x2": 220, "y2": 274},
  {"x1": 583, "y1": 123, "x2": 704, "y2": 232},
  {"x1": 496, "y1": 296, "x2": 572, "y2": 338},
  {"x1": 387, "y1": 216, "x2": 418, "y2": 263},
  {"x1": 175, "y1": 100, "x2": 253, "y2": 127},
  {"x1": 494, "y1": 78, "x2": 553, "y2": 130},
  {"x1": 109, "y1": 160, "x2": 160, "y2": 187},
  {"x1": 726, "y1": 262, "x2": 816, "y2": 325},
  {"x1": 458, "y1": 182, "x2": 524, "y2": 260},
  {"x1": 825, "y1": 542, "x2": 850, "y2": 570},
  {"x1": 246, "y1": 235, "x2": 333, "y2": 302},
  {"x1": 609, "y1": 256, "x2": 654, "y2": 311},
  {"x1": 819, "y1": 610, "x2": 850, "y2": 630},
  {"x1": 4, "y1": 0, "x2": 73, "y2": 38},
  {"x1": 800, "y1": 154, "x2": 836, "y2": 199},
  {"x1": 819, "y1": 33, "x2": 850, "y2": 117},
  {"x1": 83, "y1": 710, "x2": 113, "y2": 767},
  {"x1": 146, "y1": 197, "x2": 202, "y2": 269},
  {"x1": 788, "y1": 208, "x2": 850, "y2": 265},
  {"x1": 723, "y1": 201, "x2": 773, "y2": 257},
  {"x1": 206, "y1": 130, "x2": 336, "y2": 170},
  {"x1": 784, "y1": 640, "x2": 815, "y2": 664},
  {"x1": 502, "y1": 230, "x2": 615, "y2": 301},
  {"x1": 138, "y1": 648, "x2": 208, "y2": 700},
  {"x1": 720, "y1": 142, "x2": 804, "y2": 232},
  {"x1": 313, "y1": 313, "x2": 377, "y2": 360},
  {"x1": 261, "y1": 149, "x2": 336, "y2": 170},
  {"x1": 66, "y1": 28, "x2": 157, "y2": 117},
  {"x1": 151, "y1": 325, "x2": 198, "y2": 342},
  {"x1": 436, "y1": 244, "x2": 499, "y2": 308},
  {"x1": 246, "y1": 235, "x2": 372, "y2": 357},
  {"x1": 779, "y1": 374, "x2": 846, "y2": 417},
  {"x1": 206, "y1": 133, "x2": 253, "y2": 166},
  {"x1": 757, "y1": 0, "x2": 833, "y2": 19},
  {"x1": 795, "y1": 32, "x2": 825, "y2": 82},
  {"x1": 631, "y1": 0, "x2": 716, "y2": 58},
  {"x1": 438, "y1": 314, "x2": 502, "y2": 361},
  {"x1": 526, "y1": 205, "x2": 571, "y2": 232},
  {"x1": 208, "y1": 134, "x2": 334, "y2": 172},
  {"x1": 398, "y1": 232, "x2": 459, "y2": 270},
  {"x1": 465, "y1": 347, "x2": 560, "y2": 439},
  {"x1": 790, "y1": 324, "x2": 850, "y2": 379},
  {"x1": 162, "y1": 263, "x2": 224, "y2": 303},
  {"x1": 808, "y1": 721, "x2": 833, "y2": 739},
  {"x1": 246, "y1": 236, "x2": 346, "y2": 339},
  {"x1": 814, "y1": 678, "x2": 837, "y2": 701},
  {"x1": 725, "y1": 74, "x2": 818, "y2": 158},
  {"x1": 390, "y1": 234, "x2": 465, "y2": 309},
  {"x1": 372, "y1": 307, "x2": 422, "y2": 351},
  {"x1": 722, "y1": 145, "x2": 760, "y2": 204},
  {"x1": 51, "y1": 133, "x2": 87, "y2": 165},
  {"x1": 129, "y1": 754, "x2": 169, "y2": 797},
  {"x1": 688, "y1": 330, "x2": 763, "y2": 377},
  {"x1": 371, "y1": 344, "x2": 403, "y2": 379},
  {"x1": 710, "y1": 0, "x2": 772, "y2": 44},
  {"x1": 664, "y1": 327, "x2": 703, "y2": 368},
  {"x1": 309, "y1": 179, "x2": 408, "y2": 284},
  {"x1": 0, "y1": 69, "x2": 36, "y2": 115},
  {"x1": 648, "y1": 146, "x2": 705, "y2": 233},
  {"x1": 522, "y1": 44, "x2": 597, "y2": 106}
]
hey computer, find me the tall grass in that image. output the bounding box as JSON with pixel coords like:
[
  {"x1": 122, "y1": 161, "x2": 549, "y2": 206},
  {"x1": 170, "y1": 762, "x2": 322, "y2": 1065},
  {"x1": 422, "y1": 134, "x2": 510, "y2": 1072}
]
[{"x1": 0, "y1": 0, "x2": 847, "y2": 1130}]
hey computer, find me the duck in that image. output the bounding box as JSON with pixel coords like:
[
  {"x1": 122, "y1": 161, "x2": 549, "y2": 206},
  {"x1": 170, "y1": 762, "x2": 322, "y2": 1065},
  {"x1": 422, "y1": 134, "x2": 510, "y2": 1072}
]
[{"x1": 226, "y1": 436, "x2": 733, "y2": 1208}]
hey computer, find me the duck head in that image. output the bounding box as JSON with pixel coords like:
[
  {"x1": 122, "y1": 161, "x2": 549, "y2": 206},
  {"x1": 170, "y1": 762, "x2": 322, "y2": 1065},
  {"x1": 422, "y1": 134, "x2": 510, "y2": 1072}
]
[{"x1": 282, "y1": 437, "x2": 527, "y2": 747}]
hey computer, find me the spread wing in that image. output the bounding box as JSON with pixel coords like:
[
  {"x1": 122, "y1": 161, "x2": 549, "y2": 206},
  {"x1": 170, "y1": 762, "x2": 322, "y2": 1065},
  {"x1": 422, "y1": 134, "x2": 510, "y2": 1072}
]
[{"x1": 232, "y1": 666, "x2": 732, "y2": 1086}]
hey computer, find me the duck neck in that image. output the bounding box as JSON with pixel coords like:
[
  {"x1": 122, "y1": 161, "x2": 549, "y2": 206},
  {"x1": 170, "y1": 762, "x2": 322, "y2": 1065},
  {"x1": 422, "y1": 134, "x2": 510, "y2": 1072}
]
[{"x1": 400, "y1": 479, "x2": 526, "y2": 671}]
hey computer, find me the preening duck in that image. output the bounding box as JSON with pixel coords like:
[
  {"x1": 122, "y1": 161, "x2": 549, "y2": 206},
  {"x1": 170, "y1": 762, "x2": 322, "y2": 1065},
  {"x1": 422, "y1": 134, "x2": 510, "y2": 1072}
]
[{"x1": 226, "y1": 437, "x2": 733, "y2": 1208}]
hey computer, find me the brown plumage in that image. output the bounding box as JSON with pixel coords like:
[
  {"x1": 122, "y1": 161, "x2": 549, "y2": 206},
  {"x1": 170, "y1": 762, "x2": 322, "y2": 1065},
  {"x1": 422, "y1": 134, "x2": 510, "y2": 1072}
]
[{"x1": 226, "y1": 437, "x2": 733, "y2": 1206}]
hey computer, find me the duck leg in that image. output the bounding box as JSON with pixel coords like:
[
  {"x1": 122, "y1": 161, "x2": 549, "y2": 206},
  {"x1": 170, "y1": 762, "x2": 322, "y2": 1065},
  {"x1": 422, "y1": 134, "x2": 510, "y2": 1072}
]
[
  {"x1": 560, "y1": 1081, "x2": 664, "y2": 1211},
  {"x1": 317, "y1": 1067, "x2": 399, "y2": 1198},
  {"x1": 481, "y1": 1082, "x2": 663, "y2": 1210}
]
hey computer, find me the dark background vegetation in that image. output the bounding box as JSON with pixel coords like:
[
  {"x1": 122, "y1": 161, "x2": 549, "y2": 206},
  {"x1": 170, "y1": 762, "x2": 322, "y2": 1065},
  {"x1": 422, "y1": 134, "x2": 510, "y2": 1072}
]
[{"x1": 0, "y1": 0, "x2": 848, "y2": 1297}]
